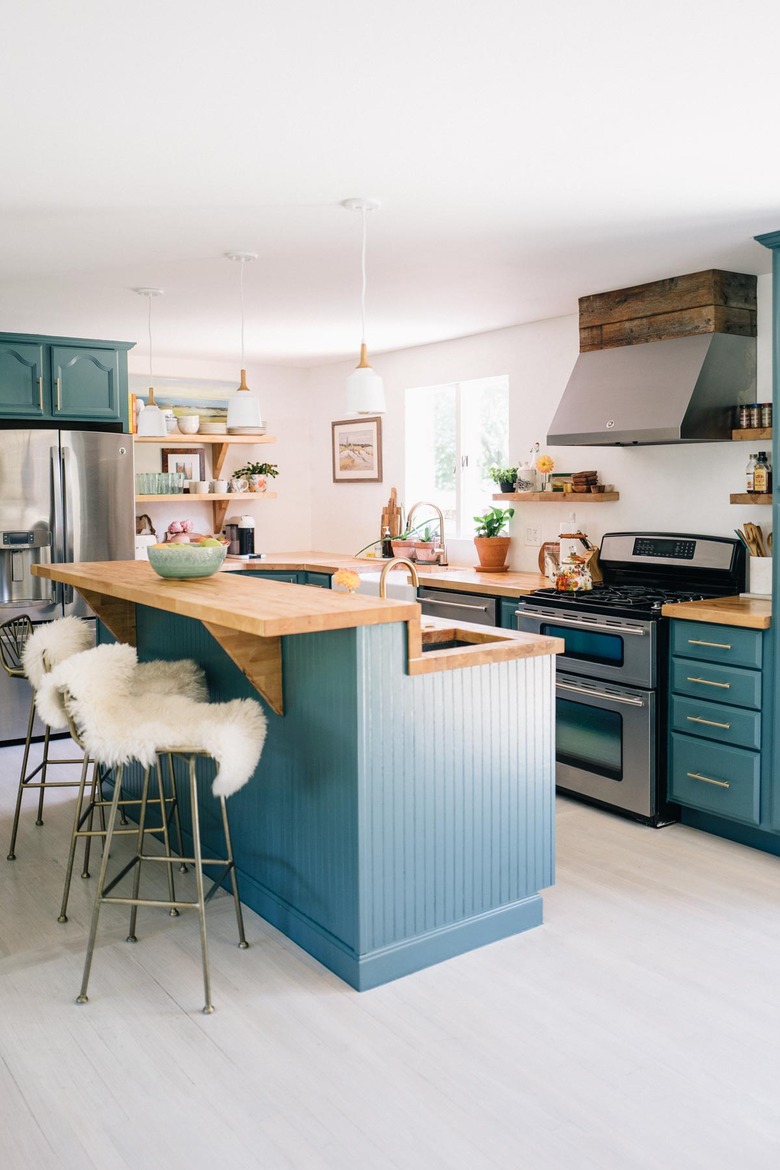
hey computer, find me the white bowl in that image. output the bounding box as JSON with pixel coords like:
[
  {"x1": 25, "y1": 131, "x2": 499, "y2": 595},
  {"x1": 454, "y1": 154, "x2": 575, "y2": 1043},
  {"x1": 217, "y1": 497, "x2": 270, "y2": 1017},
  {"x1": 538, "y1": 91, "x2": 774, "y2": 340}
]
[{"x1": 177, "y1": 415, "x2": 200, "y2": 434}]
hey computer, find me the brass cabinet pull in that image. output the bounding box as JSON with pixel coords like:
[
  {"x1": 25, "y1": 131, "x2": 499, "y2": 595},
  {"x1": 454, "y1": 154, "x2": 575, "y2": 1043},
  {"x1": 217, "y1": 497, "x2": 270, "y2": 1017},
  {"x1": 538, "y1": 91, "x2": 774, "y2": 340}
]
[
  {"x1": 38, "y1": 376, "x2": 44, "y2": 411},
  {"x1": 687, "y1": 676, "x2": 730, "y2": 688},
  {"x1": 687, "y1": 715, "x2": 731, "y2": 729},
  {"x1": 688, "y1": 639, "x2": 732, "y2": 650},
  {"x1": 56, "y1": 376, "x2": 62, "y2": 411},
  {"x1": 687, "y1": 771, "x2": 730, "y2": 789}
]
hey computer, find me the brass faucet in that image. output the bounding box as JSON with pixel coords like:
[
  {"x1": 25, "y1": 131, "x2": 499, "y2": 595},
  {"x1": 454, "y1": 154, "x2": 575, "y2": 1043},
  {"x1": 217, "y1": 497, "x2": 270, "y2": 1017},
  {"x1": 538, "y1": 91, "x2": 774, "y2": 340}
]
[
  {"x1": 406, "y1": 501, "x2": 447, "y2": 565},
  {"x1": 379, "y1": 558, "x2": 420, "y2": 599}
]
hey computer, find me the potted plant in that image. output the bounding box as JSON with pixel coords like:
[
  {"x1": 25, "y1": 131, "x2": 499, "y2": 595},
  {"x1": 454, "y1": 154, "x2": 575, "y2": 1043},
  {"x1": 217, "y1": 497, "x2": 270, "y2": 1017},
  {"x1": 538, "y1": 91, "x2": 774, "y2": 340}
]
[
  {"x1": 232, "y1": 461, "x2": 279, "y2": 493},
  {"x1": 414, "y1": 526, "x2": 440, "y2": 563},
  {"x1": 390, "y1": 528, "x2": 417, "y2": 560},
  {"x1": 473, "y1": 505, "x2": 515, "y2": 570},
  {"x1": 488, "y1": 466, "x2": 519, "y2": 493}
]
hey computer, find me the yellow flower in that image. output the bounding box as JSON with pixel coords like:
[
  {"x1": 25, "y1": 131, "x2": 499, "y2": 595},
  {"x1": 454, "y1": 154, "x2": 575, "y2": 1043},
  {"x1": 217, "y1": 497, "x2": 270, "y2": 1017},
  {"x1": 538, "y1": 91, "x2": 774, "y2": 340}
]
[
  {"x1": 536, "y1": 454, "x2": 554, "y2": 474},
  {"x1": 333, "y1": 569, "x2": 361, "y2": 593}
]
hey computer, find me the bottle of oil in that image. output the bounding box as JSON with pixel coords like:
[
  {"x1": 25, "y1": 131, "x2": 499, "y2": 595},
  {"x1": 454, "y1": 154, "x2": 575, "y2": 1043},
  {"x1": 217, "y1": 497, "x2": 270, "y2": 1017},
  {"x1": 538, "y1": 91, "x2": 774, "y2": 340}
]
[
  {"x1": 746, "y1": 453, "x2": 757, "y2": 493},
  {"x1": 753, "y1": 451, "x2": 772, "y2": 495}
]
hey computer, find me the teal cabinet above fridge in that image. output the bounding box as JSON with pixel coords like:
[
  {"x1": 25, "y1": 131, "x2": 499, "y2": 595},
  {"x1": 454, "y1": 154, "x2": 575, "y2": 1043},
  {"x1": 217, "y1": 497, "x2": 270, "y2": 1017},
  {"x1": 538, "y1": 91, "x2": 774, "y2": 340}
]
[{"x1": 0, "y1": 332, "x2": 134, "y2": 429}]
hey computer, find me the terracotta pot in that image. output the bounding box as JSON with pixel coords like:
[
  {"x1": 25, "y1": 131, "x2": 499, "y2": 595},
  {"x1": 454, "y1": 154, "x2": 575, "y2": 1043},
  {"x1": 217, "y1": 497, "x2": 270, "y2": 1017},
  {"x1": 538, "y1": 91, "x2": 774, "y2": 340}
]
[
  {"x1": 474, "y1": 536, "x2": 511, "y2": 570},
  {"x1": 413, "y1": 542, "x2": 439, "y2": 563},
  {"x1": 391, "y1": 540, "x2": 416, "y2": 560}
]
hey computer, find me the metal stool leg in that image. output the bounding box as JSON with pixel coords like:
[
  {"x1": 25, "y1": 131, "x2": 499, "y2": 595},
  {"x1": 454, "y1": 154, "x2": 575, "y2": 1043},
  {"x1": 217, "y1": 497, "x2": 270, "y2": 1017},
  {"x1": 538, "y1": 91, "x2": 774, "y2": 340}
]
[
  {"x1": 6, "y1": 691, "x2": 37, "y2": 860},
  {"x1": 218, "y1": 794, "x2": 248, "y2": 949},
  {"x1": 127, "y1": 767, "x2": 154, "y2": 943},
  {"x1": 77, "y1": 765, "x2": 125, "y2": 1005},
  {"x1": 57, "y1": 752, "x2": 96, "y2": 923},
  {"x1": 188, "y1": 755, "x2": 214, "y2": 1014}
]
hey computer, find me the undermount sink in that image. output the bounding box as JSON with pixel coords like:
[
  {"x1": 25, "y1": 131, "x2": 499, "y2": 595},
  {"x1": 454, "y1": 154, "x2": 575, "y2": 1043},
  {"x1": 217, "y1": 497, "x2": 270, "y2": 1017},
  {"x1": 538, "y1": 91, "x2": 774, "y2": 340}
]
[
  {"x1": 354, "y1": 571, "x2": 417, "y2": 602},
  {"x1": 419, "y1": 626, "x2": 510, "y2": 654},
  {"x1": 421, "y1": 637, "x2": 475, "y2": 652}
]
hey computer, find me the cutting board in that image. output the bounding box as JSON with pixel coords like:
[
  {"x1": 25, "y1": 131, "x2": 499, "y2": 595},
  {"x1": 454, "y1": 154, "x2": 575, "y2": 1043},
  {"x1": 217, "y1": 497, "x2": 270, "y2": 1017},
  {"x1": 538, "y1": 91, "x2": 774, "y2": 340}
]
[{"x1": 381, "y1": 487, "x2": 403, "y2": 537}]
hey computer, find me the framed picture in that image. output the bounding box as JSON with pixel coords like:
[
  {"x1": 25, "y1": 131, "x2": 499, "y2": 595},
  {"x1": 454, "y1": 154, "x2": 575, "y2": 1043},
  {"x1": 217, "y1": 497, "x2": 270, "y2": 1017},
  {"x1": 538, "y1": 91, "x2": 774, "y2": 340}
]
[
  {"x1": 161, "y1": 447, "x2": 205, "y2": 482},
  {"x1": 331, "y1": 417, "x2": 383, "y2": 483}
]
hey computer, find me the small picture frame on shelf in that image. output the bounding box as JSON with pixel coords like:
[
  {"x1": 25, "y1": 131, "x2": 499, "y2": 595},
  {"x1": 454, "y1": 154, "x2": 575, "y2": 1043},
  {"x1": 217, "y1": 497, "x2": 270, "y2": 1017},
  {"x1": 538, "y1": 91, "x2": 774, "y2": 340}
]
[{"x1": 161, "y1": 446, "x2": 205, "y2": 482}]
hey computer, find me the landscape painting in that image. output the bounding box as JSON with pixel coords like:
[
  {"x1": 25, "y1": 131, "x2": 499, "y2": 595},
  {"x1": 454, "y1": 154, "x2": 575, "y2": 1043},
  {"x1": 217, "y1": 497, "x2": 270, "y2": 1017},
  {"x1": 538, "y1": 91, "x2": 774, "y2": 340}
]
[{"x1": 331, "y1": 417, "x2": 383, "y2": 482}]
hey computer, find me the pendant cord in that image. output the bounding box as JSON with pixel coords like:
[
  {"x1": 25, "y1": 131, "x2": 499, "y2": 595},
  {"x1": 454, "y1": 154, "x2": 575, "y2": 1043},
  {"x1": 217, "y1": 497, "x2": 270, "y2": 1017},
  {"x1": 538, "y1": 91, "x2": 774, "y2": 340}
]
[
  {"x1": 240, "y1": 258, "x2": 246, "y2": 368},
  {"x1": 360, "y1": 204, "x2": 367, "y2": 345},
  {"x1": 147, "y1": 294, "x2": 154, "y2": 381}
]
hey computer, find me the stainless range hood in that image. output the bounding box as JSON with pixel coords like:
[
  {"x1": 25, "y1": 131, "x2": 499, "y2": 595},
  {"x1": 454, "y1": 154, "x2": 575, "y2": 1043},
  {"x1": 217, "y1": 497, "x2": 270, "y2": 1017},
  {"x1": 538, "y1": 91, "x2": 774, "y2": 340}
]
[{"x1": 548, "y1": 332, "x2": 757, "y2": 446}]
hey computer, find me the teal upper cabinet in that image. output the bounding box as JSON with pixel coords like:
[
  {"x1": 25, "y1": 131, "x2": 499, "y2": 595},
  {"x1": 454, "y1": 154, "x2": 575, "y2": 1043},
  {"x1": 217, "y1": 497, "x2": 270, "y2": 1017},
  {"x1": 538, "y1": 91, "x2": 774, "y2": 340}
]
[{"x1": 0, "y1": 333, "x2": 134, "y2": 429}]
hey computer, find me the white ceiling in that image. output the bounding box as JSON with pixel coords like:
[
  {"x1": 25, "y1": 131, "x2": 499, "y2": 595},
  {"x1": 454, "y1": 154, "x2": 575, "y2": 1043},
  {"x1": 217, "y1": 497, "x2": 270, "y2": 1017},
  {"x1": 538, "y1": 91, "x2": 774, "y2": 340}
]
[{"x1": 1, "y1": 1, "x2": 779, "y2": 368}]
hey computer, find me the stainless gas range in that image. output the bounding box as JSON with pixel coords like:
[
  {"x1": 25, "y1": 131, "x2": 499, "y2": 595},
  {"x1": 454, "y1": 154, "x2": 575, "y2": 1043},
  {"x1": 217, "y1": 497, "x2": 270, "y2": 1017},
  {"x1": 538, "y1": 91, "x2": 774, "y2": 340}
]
[{"x1": 516, "y1": 532, "x2": 746, "y2": 825}]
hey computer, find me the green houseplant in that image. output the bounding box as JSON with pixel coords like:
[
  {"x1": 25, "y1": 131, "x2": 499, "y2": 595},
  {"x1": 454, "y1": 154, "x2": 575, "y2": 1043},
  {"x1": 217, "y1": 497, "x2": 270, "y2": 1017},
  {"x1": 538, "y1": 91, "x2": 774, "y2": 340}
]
[
  {"x1": 473, "y1": 505, "x2": 515, "y2": 570},
  {"x1": 232, "y1": 461, "x2": 279, "y2": 493},
  {"x1": 488, "y1": 466, "x2": 518, "y2": 493}
]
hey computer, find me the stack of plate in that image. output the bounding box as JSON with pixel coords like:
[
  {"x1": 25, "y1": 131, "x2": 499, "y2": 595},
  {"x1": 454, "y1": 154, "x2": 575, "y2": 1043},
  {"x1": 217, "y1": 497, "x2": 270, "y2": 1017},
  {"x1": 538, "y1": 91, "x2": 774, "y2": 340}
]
[
  {"x1": 200, "y1": 421, "x2": 227, "y2": 435},
  {"x1": 227, "y1": 425, "x2": 266, "y2": 435}
]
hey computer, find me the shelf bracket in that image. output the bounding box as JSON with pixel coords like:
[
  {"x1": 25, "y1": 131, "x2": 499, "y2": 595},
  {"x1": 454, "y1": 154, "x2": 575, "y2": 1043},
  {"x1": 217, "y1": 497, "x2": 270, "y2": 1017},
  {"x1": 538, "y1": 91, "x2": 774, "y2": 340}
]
[{"x1": 202, "y1": 622, "x2": 284, "y2": 716}]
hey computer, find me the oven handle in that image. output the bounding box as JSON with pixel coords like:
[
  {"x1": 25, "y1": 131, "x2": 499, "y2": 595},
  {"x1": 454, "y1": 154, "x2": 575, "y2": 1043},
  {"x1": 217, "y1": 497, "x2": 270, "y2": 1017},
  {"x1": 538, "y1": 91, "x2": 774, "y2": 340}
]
[
  {"x1": 557, "y1": 680, "x2": 646, "y2": 707},
  {"x1": 422, "y1": 598, "x2": 491, "y2": 614},
  {"x1": 517, "y1": 608, "x2": 647, "y2": 636}
]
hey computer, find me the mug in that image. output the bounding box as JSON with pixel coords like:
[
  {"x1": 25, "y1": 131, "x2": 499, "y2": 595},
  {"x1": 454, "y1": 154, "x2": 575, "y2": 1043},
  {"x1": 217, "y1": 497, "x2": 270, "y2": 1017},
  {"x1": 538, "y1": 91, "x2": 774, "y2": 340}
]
[
  {"x1": 188, "y1": 480, "x2": 209, "y2": 494},
  {"x1": 209, "y1": 479, "x2": 228, "y2": 494}
]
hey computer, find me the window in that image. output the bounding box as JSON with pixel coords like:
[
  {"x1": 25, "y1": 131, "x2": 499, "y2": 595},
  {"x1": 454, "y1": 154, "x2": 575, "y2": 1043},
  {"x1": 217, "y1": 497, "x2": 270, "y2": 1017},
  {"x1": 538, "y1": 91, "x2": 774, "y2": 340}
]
[{"x1": 405, "y1": 375, "x2": 509, "y2": 538}]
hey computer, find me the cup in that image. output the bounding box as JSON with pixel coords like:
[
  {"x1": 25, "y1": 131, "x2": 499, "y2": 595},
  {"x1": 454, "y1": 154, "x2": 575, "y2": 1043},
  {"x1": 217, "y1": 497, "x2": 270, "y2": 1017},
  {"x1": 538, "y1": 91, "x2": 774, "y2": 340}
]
[
  {"x1": 188, "y1": 480, "x2": 209, "y2": 494},
  {"x1": 178, "y1": 415, "x2": 200, "y2": 434},
  {"x1": 209, "y1": 479, "x2": 228, "y2": 494}
]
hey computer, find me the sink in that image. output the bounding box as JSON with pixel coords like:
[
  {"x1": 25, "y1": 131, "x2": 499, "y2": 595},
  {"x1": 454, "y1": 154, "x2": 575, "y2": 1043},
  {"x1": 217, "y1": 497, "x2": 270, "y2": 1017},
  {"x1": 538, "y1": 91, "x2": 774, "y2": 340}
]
[
  {"x1": 354, "y1": 571, "x2": 417, "y2": 602},
  {"x1": 421, "y1": 638, "x2": 474, "y2": 652}
]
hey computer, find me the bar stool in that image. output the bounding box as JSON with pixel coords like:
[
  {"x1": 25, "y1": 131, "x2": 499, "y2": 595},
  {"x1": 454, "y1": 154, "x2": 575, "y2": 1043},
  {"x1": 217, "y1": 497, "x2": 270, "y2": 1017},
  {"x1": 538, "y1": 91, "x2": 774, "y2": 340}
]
[
  {"x1": 35, "y1": 644, "x2": 209, "y2": 924},
  {"x1": 41, "y1": 641, "x2": 267, "y2": 1014},
  {"x1": 0, "y1": 615, "x2": 94, "y2": 859}
]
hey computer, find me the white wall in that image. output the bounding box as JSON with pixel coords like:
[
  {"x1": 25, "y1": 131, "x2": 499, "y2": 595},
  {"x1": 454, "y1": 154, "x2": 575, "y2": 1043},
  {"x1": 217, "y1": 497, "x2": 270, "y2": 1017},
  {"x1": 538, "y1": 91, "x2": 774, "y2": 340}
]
[
  {"x1": 130, "y1": 355, "x2": 312, "y2": 551},
  {"x1": 307, "y1": 275, "x2": 773, "y2": 570}
]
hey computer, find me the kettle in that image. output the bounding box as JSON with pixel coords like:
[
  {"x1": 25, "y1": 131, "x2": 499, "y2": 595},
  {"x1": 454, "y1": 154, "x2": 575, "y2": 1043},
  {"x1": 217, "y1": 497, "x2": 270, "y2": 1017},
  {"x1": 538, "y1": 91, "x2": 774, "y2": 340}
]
[{"x1": 556, "y1": 514, "x2": 593, "y2": 592}]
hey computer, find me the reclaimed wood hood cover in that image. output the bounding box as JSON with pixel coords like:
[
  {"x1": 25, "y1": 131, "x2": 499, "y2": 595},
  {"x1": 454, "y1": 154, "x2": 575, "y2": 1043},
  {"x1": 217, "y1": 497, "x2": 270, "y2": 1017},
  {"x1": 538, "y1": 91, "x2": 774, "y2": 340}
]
[{"x1": 549, "y1": 270, "x2": 757, "y2": 446}]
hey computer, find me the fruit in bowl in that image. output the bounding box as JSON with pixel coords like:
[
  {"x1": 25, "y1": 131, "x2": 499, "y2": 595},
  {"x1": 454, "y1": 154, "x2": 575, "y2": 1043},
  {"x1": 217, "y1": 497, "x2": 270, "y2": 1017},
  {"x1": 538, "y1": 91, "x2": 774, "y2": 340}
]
[{"x1": 147, "y1": 539, "x2": 227, "y2": 579}]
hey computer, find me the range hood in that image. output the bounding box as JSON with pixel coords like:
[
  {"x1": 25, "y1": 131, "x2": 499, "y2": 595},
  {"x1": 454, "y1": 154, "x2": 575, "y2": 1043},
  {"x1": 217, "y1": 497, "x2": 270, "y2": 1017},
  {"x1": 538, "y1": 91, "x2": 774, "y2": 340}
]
[{"x1": 548, "y1": 332, "x2": 757, "y2": 446}]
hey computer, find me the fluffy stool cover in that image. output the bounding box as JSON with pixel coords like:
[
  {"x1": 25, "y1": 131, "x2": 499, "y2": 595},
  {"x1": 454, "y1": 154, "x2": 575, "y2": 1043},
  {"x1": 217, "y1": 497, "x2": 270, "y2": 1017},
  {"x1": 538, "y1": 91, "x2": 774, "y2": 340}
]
[
  {"x1": 37, "y1": 643, "x2": 266, "y2": 798},
  {"x1": 22, "y1": 616, "x2": 94, "y2": 690}
]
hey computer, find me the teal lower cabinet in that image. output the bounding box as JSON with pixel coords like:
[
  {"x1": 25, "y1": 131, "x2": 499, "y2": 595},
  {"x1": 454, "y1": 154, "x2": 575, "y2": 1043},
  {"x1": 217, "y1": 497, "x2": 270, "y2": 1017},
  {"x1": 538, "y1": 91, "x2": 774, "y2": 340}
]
[
  {"x1": 668, "y1": 618, "x2": 778, "y2": 854},
  {"x1": 122, "y1": 608, "x2": 555, "y2": 990},
  {"x1": 243, "y1": 569, "x2": 332, "y2": 587},
  {"x1": 499, "y1": 596, "x2": 523, "y2": 629}
]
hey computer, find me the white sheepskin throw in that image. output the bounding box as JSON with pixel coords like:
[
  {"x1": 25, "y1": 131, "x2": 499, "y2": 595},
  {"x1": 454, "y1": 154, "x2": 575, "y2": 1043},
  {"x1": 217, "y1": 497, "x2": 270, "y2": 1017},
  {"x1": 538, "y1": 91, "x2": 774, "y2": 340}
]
[
  {"x1": 22, "y1": 616, "x2": 94, "y2": 690},
  {"x1": 37, "y1": 642, "x2": 266, "y2": 798}
]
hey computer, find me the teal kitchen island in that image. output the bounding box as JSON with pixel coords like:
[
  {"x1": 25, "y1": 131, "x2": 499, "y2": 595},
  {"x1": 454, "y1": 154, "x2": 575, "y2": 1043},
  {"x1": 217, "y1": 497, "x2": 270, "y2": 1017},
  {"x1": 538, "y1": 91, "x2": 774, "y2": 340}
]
[{"x1": 34, "y1": 559, "x2": 561, "y2": 990}]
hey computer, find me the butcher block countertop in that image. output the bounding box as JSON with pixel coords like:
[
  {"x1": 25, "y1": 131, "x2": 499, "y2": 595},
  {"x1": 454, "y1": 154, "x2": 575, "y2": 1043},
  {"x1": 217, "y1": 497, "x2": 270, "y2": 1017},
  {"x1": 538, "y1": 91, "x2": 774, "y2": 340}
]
[{"x1": 661, "y1": 595, "x2": 772, "y2": 629}]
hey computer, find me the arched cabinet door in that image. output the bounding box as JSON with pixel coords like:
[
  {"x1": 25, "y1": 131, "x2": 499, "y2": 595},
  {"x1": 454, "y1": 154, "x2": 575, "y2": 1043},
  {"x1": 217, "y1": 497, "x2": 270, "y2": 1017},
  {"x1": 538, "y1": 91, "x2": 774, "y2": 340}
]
[
  {"x1": 51, "y1": 345, "x2": 121, "y2": 423},
  {"x1": 0, "y1": 340, "x2": 47, "y2": 418}
]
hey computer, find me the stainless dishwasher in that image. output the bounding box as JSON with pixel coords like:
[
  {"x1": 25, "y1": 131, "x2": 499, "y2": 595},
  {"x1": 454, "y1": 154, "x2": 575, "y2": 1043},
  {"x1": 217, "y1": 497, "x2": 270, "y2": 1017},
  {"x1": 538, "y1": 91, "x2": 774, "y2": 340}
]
[{"x1": 417, "y1": 588, "x2": 497, "y2": 626}]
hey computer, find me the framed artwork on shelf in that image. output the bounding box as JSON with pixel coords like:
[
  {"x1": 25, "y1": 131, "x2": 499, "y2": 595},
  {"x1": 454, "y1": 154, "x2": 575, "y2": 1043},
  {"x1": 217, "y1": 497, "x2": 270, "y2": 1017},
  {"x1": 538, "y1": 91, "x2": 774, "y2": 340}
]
[
  {"x1": 331, "y1": 417, "x2": 383, "y2": 483},
  {"x1": 161, "y1": 447, "x2": 205, "y2": 482}
]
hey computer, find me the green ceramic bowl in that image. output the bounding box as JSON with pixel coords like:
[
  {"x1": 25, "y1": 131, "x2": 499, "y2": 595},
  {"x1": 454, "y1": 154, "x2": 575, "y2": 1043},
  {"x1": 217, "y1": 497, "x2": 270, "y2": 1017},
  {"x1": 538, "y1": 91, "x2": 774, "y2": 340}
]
[{"x1": 147, "y1": 542, "x2": 227, "y2": 579}]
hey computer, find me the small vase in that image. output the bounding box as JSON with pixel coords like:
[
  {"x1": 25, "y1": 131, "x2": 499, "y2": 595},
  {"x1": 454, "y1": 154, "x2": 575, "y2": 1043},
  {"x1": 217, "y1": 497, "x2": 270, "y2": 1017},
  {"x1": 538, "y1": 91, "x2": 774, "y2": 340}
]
[
  {"x1": 498, "y1": 480, "x2": 516, "y2": 493},
  {"x1": 541, "y1": 473, "x2": 552, "y2": 492},
  {"x1": 249, "y1": 475, "x2": 267, "y2": 493}
]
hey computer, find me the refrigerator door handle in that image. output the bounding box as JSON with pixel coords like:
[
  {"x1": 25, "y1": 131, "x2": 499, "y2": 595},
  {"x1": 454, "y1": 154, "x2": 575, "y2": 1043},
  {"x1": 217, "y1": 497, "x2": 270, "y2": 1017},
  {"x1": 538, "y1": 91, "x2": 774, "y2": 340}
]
[
  {"x1": 61, "y1": 445, "x2": 74, "y2": 604},
  {"x1": 50, "y1": 444, "x2": 64, "y2": 607}
]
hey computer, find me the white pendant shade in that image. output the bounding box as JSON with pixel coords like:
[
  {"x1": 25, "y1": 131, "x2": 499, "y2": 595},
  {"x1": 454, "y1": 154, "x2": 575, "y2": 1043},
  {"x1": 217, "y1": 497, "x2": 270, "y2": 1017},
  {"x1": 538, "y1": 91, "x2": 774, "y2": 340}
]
[
  {"x1": 226, "y1": 369, "x2": 264, "y2": 428},
  {"x1": 136, "y1": 387, "x2": 167, "y2": 436},
  {"x1": 346, "y1": 363, "x2": 386, "y2": 415}
]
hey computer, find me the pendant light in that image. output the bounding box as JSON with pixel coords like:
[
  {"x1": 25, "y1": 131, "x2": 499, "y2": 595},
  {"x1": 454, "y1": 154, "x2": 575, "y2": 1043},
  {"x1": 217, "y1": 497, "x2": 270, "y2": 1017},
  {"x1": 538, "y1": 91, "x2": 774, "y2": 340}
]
[
  {"x1": 133, "y1": 287, "x2": 167, "y2": 437},
  {"x1": 342, "y1": 197, "x2": 386, "y2": 415},
  {"x1": 225, "y1": 251, "x2": 263, "y2": 432}
]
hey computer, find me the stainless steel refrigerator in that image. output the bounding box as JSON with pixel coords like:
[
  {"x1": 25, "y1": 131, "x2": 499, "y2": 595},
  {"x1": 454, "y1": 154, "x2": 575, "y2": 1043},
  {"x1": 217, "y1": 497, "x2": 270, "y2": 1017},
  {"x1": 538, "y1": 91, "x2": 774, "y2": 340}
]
[{"x1": 0, "y1": 428, "x2": 134, "y2": 744}]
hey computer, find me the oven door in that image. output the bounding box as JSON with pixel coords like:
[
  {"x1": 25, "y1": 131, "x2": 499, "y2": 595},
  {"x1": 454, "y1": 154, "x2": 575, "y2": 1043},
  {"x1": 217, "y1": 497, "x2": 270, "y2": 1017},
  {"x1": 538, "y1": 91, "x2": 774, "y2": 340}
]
[
  {"x1": 555, "y1": 672, "x2": 656, "y2": 819},
  {"x1": 516, "y1": 603, "x2": 655, "y2": 687}
]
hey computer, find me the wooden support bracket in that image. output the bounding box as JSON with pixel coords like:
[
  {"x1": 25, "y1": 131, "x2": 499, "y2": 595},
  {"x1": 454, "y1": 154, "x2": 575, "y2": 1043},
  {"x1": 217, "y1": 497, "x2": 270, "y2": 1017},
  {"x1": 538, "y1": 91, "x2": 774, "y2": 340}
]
[
  {"x1": 78, "y1": 590, "x2": 137, "y2": 646},
  {"x1": 203, "y1": 622, "x2": 284, "y2": 715}
]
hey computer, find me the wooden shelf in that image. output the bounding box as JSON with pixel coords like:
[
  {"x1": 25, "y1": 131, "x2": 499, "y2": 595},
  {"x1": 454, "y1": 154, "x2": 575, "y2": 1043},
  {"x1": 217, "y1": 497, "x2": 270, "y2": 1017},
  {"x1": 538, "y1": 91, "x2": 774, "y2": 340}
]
[
  {"x1": 493, "y1": 491, "x2": 620, "y2": 503},
  {"x1": 731, "y1": 428, "x2": 772, "y2": 441},
  {"x1": 133, "y1": 434, "x2": 276, "y2": 445},
  {"x1": 729, "y1": 493, "x2": 772, "y2": 505},
  {"x1": 136, "y1": 491, "x2": 277, "y2": 531}
]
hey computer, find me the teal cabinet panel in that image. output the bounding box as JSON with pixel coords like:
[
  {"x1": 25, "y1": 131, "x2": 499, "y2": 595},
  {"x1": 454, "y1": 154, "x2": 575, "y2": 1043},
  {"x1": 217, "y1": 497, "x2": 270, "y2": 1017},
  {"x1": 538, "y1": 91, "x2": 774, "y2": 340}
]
[
  {"x1": 499, "y1": 596, "x2": 521, "y2": 628},
  {"x1": 0, "y1": 332, "x2": 132, "y2": 428},
  {"x1": 670, "y1": 694, "x2": 761, "y2": 751},
  {"x1": 670, "y1": 656, "x2": 761, "y2": 710},
  {"x1": 669, "y1": 733, "x2": 760, "y2": 826},
  {"x1": 51, "y1": 345, "x2": 122, "y2": 423},
  {"x1": 670, "y1": 620, "x2": 762, "y2": 670},
  {"x1": 245, "y1": 570, "x2": 300, "y2": 583},
  {"x1": 303, "y1": 572, "x2": 332, "y2": 589},
  {"x1": 0, "y1": 340, "x2": 47, "y2": 418}
]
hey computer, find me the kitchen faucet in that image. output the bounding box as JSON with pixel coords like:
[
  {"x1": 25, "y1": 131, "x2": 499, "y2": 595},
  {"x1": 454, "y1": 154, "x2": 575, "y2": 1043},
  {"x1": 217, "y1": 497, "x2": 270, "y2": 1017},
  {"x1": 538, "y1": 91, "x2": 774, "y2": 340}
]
[
  {"x1": 379, "y1": 558, "x2": 420, "y2": 599},
  {"x1": 406, "y1": 501, "x2": 447, "y2": 565}
]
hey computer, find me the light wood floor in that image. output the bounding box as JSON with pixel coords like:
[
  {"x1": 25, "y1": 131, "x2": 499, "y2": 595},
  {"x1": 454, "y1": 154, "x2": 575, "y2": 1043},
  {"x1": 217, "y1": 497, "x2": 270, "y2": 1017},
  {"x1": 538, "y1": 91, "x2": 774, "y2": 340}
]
[{"x1": 1, "y1": 738, "x2": 779, "y2": 1170}]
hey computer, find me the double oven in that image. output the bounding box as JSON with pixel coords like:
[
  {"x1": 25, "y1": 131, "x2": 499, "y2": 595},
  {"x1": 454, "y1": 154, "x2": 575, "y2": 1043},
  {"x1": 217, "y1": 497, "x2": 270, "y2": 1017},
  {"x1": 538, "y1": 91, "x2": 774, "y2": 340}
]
[{"x1": 516, "y1": 533, "x2": 745, "y2": 825}]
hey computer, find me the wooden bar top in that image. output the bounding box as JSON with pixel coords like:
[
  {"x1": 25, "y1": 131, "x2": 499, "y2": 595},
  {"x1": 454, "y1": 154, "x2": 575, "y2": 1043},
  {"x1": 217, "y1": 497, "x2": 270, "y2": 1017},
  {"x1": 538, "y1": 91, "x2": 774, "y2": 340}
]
[
  {"x1": 661, "y1": 595, "x2": 772, "y2": 629},
  {"x1": 33, "y1": 559, "x2": 417, "y2": 638}
]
